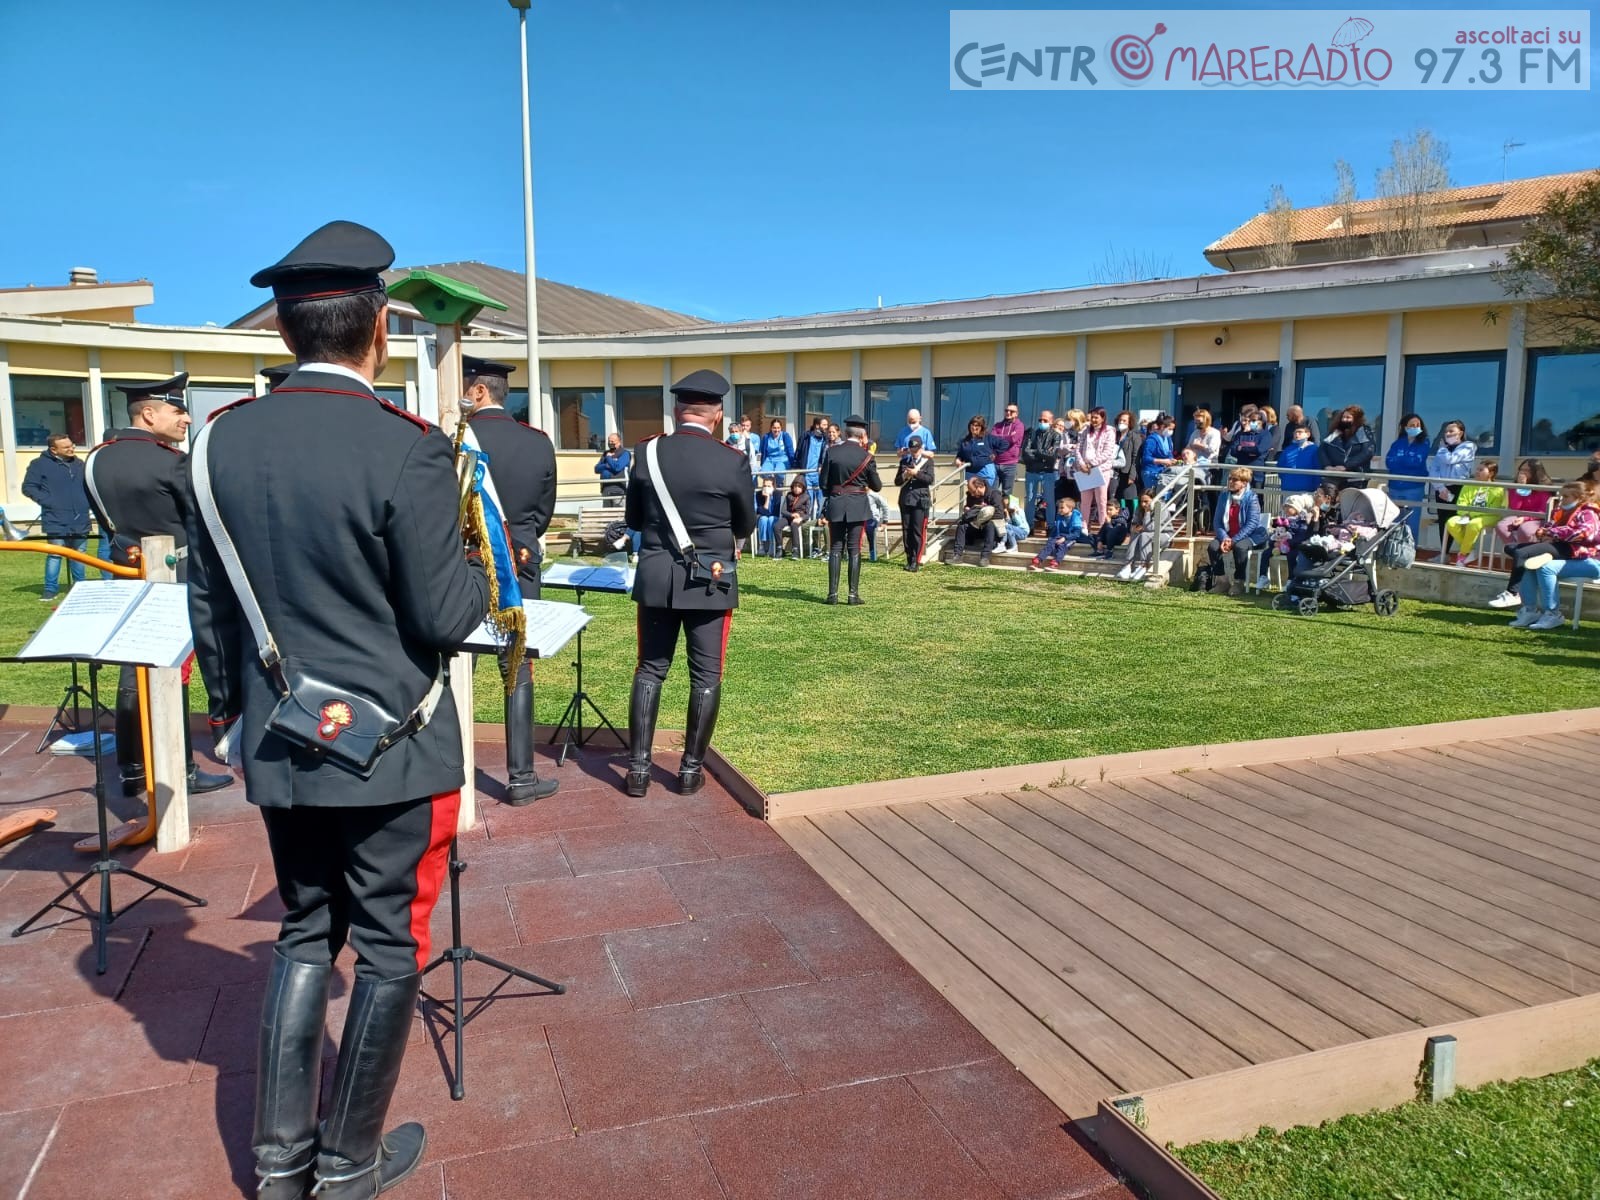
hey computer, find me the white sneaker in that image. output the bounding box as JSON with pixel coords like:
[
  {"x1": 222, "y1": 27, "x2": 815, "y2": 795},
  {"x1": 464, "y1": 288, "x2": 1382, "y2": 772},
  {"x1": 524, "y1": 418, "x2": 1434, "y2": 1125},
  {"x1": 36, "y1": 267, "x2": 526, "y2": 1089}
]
[
  {"x1": 1509, "y1": 608, "x2": 1540, "y2": 628},
  {"x1": 1531, "y1": 610, "x2": 1566, "y2": 631},
  {"x1": 1256, "y1": 574, "x2": 1270, "y2": 590},
  {"x1": 1115, "y1": 563, "x2": 1133, "y2": 581},
  {"x1": 1131, "y1": 566, "x2": 1149, "y2": 582},
  {"x1": 1486, "y1": 589, "x2": 1521, "y2": 609}
]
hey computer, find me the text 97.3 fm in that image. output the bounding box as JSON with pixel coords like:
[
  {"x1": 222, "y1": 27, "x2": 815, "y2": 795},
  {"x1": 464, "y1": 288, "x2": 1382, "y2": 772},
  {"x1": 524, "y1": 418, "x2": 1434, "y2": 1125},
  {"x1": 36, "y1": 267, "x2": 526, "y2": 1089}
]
[{"x1": 1413, "y1": 45, "x2": 1582, "y2": 86}]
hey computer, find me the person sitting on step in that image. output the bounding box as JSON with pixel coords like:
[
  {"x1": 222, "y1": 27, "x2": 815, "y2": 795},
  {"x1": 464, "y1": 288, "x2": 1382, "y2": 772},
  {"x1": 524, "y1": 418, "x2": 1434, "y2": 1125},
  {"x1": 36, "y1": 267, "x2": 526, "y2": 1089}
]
[
  {"x1": 1028, "y1": 497, "x2": 1085, "y2": 572},
  {"x1": 950, "y1": 475, "x2": 1000, "y2": 566}
]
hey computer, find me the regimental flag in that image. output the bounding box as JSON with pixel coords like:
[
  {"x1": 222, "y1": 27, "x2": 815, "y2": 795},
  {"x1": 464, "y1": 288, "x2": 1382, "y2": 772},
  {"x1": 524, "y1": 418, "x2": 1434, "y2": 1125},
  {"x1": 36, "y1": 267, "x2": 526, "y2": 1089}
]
[{"x1": 458, "y1": 423, "x2": 525, "y2": 690}]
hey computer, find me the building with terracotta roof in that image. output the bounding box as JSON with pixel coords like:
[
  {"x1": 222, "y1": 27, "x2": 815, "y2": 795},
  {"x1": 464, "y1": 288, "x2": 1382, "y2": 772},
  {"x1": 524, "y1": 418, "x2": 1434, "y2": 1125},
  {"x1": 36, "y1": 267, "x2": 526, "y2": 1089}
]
[{"x1": 1206, "y1": 170, "x2": 1597, "y2": 271}]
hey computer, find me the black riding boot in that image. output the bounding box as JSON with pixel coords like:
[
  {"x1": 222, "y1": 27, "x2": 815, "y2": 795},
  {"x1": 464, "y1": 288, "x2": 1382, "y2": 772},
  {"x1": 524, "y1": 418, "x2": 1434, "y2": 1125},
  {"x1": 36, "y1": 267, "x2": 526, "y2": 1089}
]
[
  {"x1": 847, "y1": 549, "x2": 864, "y2": 605},
  {"x1": 826, "y1": 551, "x2": 841, "y2": 604},
  {"x1": 626, "y1": 676, "x2": 661, "y2": 797},
  {"x1": 678, "y1": 685, "x2": 721, "y2": 795},
  {"x1": 115, "y1": 674, "x2": 145, "y2": 797},
  {"x1": 311, "y1": 974, "x2": 426, "y2": 1200},
  {"x1": 503, "y1": 675, "x2": 557, "y2": 807},
  {"x1": 253, "y1": 951, "x2": 332, "y2": 1200},
  {"x1": 183, "y1": 685, "x2": 232, "y2": 795}
]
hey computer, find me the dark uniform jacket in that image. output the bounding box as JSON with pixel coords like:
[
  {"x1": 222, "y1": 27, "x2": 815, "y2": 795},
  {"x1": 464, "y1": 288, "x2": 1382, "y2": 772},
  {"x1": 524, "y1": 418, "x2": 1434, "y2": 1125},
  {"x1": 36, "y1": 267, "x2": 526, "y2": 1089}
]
[
  {"x1": 186, "y1": 367, "x2": 488, "y2": 810},
  {"x1": 895, "y1": 454, "x2": 936, "y2": 509},
  {"x1": 465, "y1": 406, "x2": 556, "y2": 597},
  {"x1": 821, "y1": 441, "x2": 882, "y2": 523},
  {"x1": 86, "y1": 428, "x2": 191, "y2": 576},
  {"x1": 626, "y1": 425, "x2": 757, "y2": 612}
]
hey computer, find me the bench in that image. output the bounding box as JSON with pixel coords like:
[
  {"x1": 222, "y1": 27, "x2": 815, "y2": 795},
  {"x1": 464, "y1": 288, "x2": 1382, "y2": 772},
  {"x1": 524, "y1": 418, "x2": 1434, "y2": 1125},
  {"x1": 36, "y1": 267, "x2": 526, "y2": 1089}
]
[{"x1": 568, "y1": 506, "x2": 624, "y2": 556}]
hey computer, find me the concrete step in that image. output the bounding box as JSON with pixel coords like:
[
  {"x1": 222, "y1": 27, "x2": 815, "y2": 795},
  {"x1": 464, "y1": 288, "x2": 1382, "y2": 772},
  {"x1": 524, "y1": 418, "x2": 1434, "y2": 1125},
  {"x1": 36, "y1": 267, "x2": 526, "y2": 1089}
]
[{"x1": 937, "y1": 545, "x2": 1181, "y2": 587}]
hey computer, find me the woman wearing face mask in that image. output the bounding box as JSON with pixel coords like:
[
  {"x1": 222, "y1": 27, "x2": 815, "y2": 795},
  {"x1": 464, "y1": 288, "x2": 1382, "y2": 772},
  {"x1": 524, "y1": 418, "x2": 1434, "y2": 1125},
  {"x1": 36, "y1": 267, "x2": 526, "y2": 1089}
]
[
  {"x1": 1319, "y1": 404, "x2": 1375, "y2": 490},
  {"x1": 1111, "y1": 410, "x2": 1143, "y2": 515},
  {"x1": 1384, "y1": 414, "x2": 1431, "y2": 539},
  {"x1": 1225, "y1": 404, "x2": 1273, "y2": 483},
  {"x1": 1426, "y1": 419, "x2": 1476, "y2": 551}
]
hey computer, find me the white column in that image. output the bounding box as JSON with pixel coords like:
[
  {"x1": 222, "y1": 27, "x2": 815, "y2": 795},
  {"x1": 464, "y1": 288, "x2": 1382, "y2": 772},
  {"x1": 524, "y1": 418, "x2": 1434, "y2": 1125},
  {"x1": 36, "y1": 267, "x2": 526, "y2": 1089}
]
[
  {"x1": 253, "y1": 354, "x2": 267, "y2": 398},
  {"x1": 415, "y1": 336, "x2": 439, "y2": 425},
  {"x1": 172, "y1": 350, "x2": 186, "y2": 377},
  {"x1": 0, "y1": 343, "x2": 16, "y2": 505},
  {"x1": 920, "y1": 346, "x2": 933, "y2": 431},
  {"x1": 1160, "y1": 329, "x2": 1175, "y2": 374},
  {"x1": 1499, "y1": 305, "x2": 1527, "y2": 465},
  {"x1": 602, "y1": 360, "x2": 617, "y2": 438},
  {"x1": 1074, "y1": 335, "x2": 1088, "y2": 410},
  {"x1": 86, "y1": 349, "x2": 106, "y2": 446},
  {"x1": 662, "y1": 359, "x2": 675, "y2": 434},
  {"x1": 723, "y1": 354, "x2": 736, "y2": 422},
  {"x1": 994, "y1": 341, "x2": 1008, "y2": 422},
  {"x1": 404, "y1": 358, "x2": 418, "y2": 414},
  {"x1": 1382, "y1": 313, "x2": 1404, "y2": 447},
  {"x1": 538, "y1": 359, "x2": 552, "y2": 433},
  {"x1": 784, "y1": 353, "x2": 798, "y2": 431},
  {"x1": 1276, "y1": 321, "x2": 1295, "y2": 417},
  {"x1": 850, "y1": 349, "x2": 863, "y2": 417}
]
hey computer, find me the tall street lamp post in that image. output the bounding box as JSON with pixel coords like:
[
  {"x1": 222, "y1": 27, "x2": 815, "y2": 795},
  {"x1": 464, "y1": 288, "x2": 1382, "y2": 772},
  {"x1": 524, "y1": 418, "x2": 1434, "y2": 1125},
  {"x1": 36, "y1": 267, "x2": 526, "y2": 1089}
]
[{"x1": 508, "y1": 0, "x2": 541, "y2": 429}]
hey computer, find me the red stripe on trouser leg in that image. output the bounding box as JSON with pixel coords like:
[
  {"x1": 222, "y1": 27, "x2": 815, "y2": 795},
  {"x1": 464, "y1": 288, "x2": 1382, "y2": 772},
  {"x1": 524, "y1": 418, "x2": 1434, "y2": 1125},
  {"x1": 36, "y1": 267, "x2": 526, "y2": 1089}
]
[
  {"x1": 408, "y1": 791, "x2": 460, "y2": 971},
  {"x1": 181, "y1": 653, "x2": 194, "y2": 687},
  {"x1": 718, "y1": 612, "x2": 733, "y2": 670}
]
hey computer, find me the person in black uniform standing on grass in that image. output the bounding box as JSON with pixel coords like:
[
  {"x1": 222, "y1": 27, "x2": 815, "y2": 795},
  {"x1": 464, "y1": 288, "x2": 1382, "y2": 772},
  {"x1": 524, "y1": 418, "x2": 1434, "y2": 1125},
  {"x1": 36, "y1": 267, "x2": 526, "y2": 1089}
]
[
  {"x1": 820, "y1": 414, "x2": 882, "y2": 604},
  {"x1": 84, "y1": 373, "x2": 232, "y2": 798},
  {"x1": 462, "y1": 355, "x2": 559, "y2": 806},
  {"x1": 187, "y1": 221, "x2": 489, "y2": 1200},
  {"x1": 896, "y1": 434, "x2": 935, "y2": 572},
  {"x1": 624, "y1": 369, "x2": 756, "y2": 797}
]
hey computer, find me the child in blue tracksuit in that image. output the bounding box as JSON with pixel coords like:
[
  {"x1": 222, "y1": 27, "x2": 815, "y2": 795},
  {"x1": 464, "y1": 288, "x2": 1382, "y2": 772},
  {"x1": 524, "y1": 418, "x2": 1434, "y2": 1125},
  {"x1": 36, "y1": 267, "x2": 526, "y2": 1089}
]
[
  {"x1": 755, "y1": 476, "x2": 782, "y2": 557},
  {"x1": 1027, "y1": 498, "x2": 1086, "y2": 570}
]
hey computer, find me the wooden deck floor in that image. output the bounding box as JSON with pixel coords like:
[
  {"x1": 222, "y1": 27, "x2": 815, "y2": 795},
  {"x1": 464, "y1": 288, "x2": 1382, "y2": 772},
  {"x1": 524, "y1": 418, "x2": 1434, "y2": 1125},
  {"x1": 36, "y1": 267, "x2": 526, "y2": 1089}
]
[{"x1": 776, "y1": 731, "x2": 1600, "y2": 1118}]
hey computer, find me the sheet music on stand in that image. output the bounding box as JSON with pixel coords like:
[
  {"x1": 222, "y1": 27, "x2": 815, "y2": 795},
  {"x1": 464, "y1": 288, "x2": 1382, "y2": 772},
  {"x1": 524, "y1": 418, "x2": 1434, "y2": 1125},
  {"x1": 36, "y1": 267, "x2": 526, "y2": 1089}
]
[
  {"x1": 541, "y1": 560, "x2": 635, "y2": 594},
  {"x1": 461, "y1": 599, "x2": 591, "y2": 658},
  {"x1": 16, "y1": 580, "x2": 193, "y2": 667}
]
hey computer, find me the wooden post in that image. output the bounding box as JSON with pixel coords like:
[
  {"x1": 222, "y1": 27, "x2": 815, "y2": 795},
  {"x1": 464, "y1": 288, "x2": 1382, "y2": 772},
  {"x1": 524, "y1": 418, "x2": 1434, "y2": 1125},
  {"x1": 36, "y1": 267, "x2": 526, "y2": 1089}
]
[
  {"x1": 435, "y1": 324, "x2": 477, "y2": 832},
  {"x1": 142, "y1": 535, "x2": 191, "y2": 852}
]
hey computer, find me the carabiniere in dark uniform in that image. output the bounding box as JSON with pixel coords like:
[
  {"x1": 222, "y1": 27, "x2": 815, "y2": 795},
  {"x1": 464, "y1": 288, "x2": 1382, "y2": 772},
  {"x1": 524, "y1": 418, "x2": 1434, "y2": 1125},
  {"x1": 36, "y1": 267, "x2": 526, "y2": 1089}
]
[
  {"x1": 820, "y1": 414, "x2": 882, "y2": 605},
  {"x1": 461, "y1": 355, "x2": 559, "y2": 806},
  {"x1": 187, "y1": 220, "x2": 490, "y2": 1200},
  {"x1": 84, "y1": 372, "x2": 232, "y2": 798},
  {"x1": 624, "y1": 369, "x2": 756, "y2": 797}
]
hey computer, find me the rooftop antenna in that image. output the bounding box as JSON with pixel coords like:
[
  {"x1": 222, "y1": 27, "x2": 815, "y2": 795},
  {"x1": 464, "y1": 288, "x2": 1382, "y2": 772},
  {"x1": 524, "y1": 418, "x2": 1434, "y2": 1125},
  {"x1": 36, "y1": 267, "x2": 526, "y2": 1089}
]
[
  {"x1": 1501, "y1": 139, "x2": 1525, "y2": 181},
  {"x1": 877, "y1": 294, "x2": 883, "y2": 309}
]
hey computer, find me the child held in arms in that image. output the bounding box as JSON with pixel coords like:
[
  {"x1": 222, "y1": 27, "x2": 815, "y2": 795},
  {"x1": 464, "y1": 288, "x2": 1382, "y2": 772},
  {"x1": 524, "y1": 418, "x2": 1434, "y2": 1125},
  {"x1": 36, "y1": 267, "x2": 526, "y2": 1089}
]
[{"x1": 1028, "y1": 497, "x2": 1086, "y2": 572}]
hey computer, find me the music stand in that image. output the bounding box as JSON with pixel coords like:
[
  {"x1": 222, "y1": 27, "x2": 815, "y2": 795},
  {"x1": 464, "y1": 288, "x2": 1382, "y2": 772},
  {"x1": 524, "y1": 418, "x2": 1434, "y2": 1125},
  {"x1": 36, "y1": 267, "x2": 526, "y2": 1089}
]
[
  {"x1": 539, "y1": 562, "x2": 630, "y2": 765},
  {"x1": 36, "y1": 659, "x2": 113, "y2": 753},
  {"x1": 431, "y1": 599, "x2": 594, "y2": 1100},
  {"x1": 8, "y1": 659, "x2": 205, "y2": 973},
  {"x1": 8, "y1": 580, "x2": 209, "y2": 973}
]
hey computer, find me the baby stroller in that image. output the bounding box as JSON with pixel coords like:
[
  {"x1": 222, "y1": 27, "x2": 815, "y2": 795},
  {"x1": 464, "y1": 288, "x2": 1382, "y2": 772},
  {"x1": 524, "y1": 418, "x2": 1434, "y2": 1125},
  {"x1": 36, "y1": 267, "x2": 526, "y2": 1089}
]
[{"x1": 1272, "y1": 488, "x2": 1404, "y2": 617}]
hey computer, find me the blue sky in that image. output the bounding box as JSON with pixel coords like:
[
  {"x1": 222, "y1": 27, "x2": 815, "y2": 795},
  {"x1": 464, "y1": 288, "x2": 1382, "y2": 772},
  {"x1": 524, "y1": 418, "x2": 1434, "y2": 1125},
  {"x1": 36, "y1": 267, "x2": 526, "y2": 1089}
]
[{"x1": 2, "y1": 0, "x2": 1596, "y2": 327}]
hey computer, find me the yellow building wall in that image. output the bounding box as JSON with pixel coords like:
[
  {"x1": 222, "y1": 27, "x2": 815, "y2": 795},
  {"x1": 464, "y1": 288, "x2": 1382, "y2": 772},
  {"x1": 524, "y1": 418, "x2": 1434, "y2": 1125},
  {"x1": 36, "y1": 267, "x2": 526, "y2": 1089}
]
[
  {"x1": 731, "y1": 354, "x2": 784, "y2": 385},
  {"x1": 1293, "y1": 316, "x2": 1389, "y2": 360},
  {"x1": 1174, "y1": 322, "x2": 1279, "y2": 366},
  {"x1": 98, "y1": 349, "x2": 177, "y2": 377},
  {"x1": 861, "y1": 347, "x2": 921, "y2": 379},
  {"x1": 66, "y1": 307, "x2": 139, "y2": 323},
  {"x1": 669, "y1": 355, "x2": 724, "y2": 380},
  {"x1": 1402, "y1": 308, "x2": 1509, "y2": 355},
  {"x1": 550, "y1": 360, "x2": 603, "y2": 388},
  {"x1": 376, "y1": 359, "x2": 408, "y2": 387},
  {"x1": 613, "y1": 358, "x2": 663, "y2": 387},
  {"x1": 1006, "y1": 337, "x2": 1074, "y2": 375},
  {"x1": 1086, "y1": 331, "x2": 1161, "y2": 371},
  {"x1": 932, "y1": 342, "x2": 995, "y2": 377},
  {"x1": 7, "y1": 344, "x2": 88, "y2": 374},
  {"x1": 506, "y1": 363, "x2": 531, "y2": 389},
  {"x1": 185, "y1": 352, "x2": 256, "y2": 382},
  {"x1": 795, "y1": 351, "x2": 853, "y2": 383},
  {"x1": 1523, "y1": 304, "x2": 1569, "y2": 349}
]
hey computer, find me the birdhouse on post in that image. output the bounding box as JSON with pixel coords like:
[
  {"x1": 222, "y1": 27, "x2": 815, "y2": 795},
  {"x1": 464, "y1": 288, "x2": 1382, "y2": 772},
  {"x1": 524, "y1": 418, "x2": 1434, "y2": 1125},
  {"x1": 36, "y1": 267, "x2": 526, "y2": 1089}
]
[
  {"x1": 386, "y1": 270, "x2": 510, "y2": 431},
  {"x1": 384, "y1": 271, "x2": 509, "y2": 835}
]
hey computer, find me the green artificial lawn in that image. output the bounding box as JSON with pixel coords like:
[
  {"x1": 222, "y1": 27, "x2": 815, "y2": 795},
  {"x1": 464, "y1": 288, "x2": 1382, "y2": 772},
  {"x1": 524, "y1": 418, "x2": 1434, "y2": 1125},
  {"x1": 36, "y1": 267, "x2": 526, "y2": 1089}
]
[
  {"x1": 1175, "y1": 1059, "x2": 1600, "y2": 1200},
  {"x1": 3, "y1": 550, "x2": 1598, "y2": 794}
]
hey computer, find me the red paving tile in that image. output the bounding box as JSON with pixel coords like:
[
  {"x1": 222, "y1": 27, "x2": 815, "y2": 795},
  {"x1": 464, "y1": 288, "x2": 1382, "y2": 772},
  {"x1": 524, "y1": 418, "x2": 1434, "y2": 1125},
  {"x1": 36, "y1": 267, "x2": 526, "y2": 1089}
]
[
  {"x1": 910, "y1": 1060, "x2": 1136, "y2": 1199},
  {"x1": 0, "y1": 1105, "x2": 61, "y2": 1194},
  {"x1": 506, "y1": 868, "x2": 686, "y2": 944},
  {"x1": 0, "y1": 985, "x2": 212, "y2": 1112},
  {"x1": 605, "y1": 912, "x2": 814, "y2": 1008},
  {"x1": 745, "y1": 972, "x2": 1000, "y2": 1090},
  {"x1": 390, "y1": 1026, "x2": 572, "y2": 1160},
  {"x1": 558, "y1": 817, "x2": 716, "y2": 876},
  {"x1": 659, "y1": 851, "x2": 845, "y2": 918},
  {"x1": 694, "y1": 1077, "x2": 1009, "y2": 1200},
  {"x1": 0, "y1": 722, "x2": 1117, "y2": 1200},
  {"x1": 545, "y1": 996, "x2": 798, "y2": 1131},
  {"x1": 441, "y1": 1118, "x2": 723, "y2": 1200}
]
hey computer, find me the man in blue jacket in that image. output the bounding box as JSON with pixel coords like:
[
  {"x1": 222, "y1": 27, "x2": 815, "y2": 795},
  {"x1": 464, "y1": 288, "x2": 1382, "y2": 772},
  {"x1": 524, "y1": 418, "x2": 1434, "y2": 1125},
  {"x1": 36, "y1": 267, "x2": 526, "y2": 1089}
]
[
  {"x1": 1208, "y1": 467, "x2": 1267, "y2": 596},
  {"x1": 594, "y1": 433, "x2": 630, "y2": 507},
  {"x1": 21, "y1": 433, "x2": 92, "y2": 601}
]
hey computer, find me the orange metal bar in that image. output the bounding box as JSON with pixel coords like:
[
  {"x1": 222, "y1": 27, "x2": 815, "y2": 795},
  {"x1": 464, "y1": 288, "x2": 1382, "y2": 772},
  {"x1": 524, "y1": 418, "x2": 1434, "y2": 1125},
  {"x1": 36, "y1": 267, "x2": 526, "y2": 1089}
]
[{"x1": 0, "y1": 541, "x2": 141, "y2": 578}]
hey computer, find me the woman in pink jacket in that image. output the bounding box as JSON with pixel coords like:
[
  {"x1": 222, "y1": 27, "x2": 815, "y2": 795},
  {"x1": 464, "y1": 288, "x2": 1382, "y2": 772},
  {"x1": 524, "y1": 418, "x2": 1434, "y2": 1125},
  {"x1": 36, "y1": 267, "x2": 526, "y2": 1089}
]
[{"x1": 1075, "y1": 407, "x2": 1118, "y2": 530}]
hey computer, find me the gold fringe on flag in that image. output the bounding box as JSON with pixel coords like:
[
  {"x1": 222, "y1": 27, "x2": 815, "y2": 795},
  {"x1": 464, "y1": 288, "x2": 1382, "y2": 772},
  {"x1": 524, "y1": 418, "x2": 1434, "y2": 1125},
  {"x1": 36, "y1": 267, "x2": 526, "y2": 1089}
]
[{"x1": 464, "y1": 489, "x2": 526, "y2": 695}]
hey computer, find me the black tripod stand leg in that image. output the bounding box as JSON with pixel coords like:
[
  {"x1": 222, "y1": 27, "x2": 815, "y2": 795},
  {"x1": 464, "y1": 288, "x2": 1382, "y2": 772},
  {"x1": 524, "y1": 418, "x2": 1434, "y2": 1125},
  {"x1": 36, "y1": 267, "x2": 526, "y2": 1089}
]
[
  {"x1": 118, "y1": 866, "x2": 209, "y2": 909},
  {"x1": 11, "y1": 870, "x2": 96, "y2": 938},
  {"x1": 573, "y1": 694, "x2": 625, "y2": 752},
  {"x1": 469, "y1": 950, "x2": 566, "y2": 996}
]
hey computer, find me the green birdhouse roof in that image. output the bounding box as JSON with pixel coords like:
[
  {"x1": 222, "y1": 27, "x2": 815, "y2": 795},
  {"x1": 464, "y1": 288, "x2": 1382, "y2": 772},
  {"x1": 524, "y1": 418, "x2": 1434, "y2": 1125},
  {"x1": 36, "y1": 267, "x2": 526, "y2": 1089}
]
[{"x1": 386, "y1": 269, "x2": 510, "y2": 328}]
